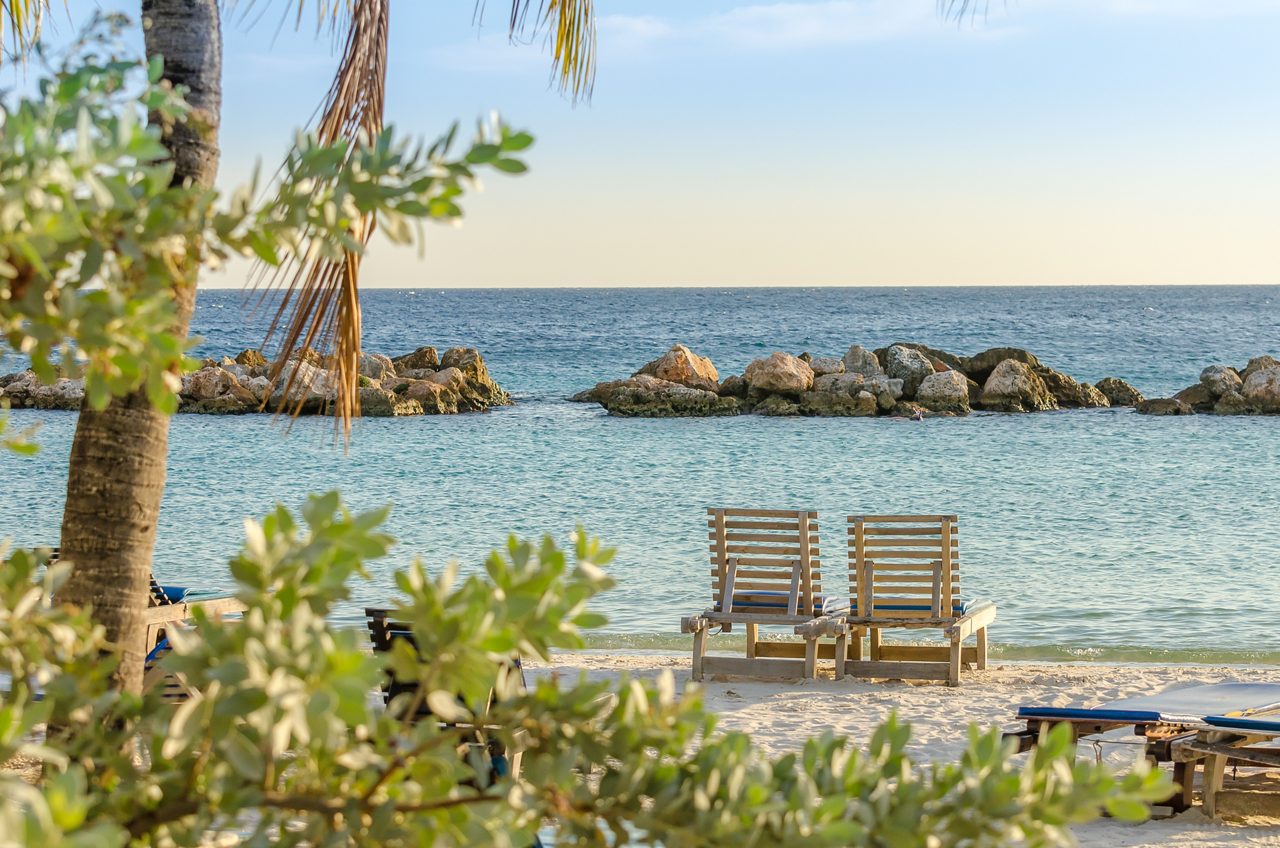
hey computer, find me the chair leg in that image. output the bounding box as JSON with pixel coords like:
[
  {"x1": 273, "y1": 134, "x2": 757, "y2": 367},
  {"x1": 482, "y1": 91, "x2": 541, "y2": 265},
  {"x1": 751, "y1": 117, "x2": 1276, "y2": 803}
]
[
  {"x1": 803, "y1": 636, "x2": 817, "y2": 680},
  {"x1": 746, "y1": 622, "x2": 758, "y2": 659},
  {"x1": 869, "y1": 628, "x2": 881, "y2": 661},
  {"x1": 849, "y1": 630, "x2": 863, "y2": 662},
  {"x1": 692, "y1": 625, "x2": 707, "y2": 682},
  {"x1": 976, "y1": 627, "x2": 988, "y2": 671},
  {"x1": 833, "y1": 629, "x2": 848, "y2": 681},
  {"x1": 1203, "y1": 754, "x2": 1227, "y2": 819},
  {"x1": 947, "y1": 636, "x2": 962, "y2": 687}
]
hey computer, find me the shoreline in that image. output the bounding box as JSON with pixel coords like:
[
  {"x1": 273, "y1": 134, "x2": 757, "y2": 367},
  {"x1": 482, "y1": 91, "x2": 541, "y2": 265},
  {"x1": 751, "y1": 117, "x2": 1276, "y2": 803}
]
[{"x1": 530, "y1": 652, "x2": 1280, "y2": 846}]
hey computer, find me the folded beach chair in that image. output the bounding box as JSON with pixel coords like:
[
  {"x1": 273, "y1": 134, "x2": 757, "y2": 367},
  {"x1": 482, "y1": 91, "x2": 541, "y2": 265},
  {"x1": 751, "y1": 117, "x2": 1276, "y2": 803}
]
[
  {"x1": 365, "y1": 608, "x2": 527, "y2": 783},
  {"x1": 1008, "y1": 682, "x2": 1280, "y2": 813},
  {"x1": 680, "y1": 508, "x2": 853, "y2": 681},
  {"x1": 798, "y1": 515, "x2": 995, "y2": 686}
]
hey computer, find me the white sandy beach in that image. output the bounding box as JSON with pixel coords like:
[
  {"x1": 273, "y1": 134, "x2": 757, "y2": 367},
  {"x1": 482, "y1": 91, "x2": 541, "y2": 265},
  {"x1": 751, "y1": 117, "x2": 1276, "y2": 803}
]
[{"x1": 529, "y1": 653, "x2": 1280, "y2": 847}]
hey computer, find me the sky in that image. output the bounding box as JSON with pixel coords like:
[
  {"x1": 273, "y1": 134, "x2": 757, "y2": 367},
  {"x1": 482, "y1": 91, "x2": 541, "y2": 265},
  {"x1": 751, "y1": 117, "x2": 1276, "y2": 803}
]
[{"x1": 33, "y1": 1, "x2": 1280, "y2": 286}]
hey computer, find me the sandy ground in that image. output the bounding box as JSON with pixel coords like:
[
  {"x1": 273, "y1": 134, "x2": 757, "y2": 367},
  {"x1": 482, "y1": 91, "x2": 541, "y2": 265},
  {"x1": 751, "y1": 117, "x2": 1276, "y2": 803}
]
[{"x1": 529, "y1": 652, "x2": 1280, "y2": 847}]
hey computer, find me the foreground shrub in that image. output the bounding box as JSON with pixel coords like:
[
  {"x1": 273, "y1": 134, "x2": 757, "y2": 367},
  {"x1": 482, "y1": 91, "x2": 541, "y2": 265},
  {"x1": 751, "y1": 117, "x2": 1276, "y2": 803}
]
[{"x1": 0, "y1": 493, "x2": 1169, "y2": 846}]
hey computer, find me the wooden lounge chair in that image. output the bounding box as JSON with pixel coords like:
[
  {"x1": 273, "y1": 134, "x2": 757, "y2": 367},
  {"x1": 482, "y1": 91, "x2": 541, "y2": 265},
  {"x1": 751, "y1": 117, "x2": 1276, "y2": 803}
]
[
  {"x1": 681, "y1": 508, "x2": 854, "y2": 681},
  {"x1": 1172, "y1": 714, "x2": 1280, "y2": 819},
  {"x1": 41, "y1": 547, "x2": 245, "y2": 701},
  {"x1": 799, "y1": 515, "x2": 995, "y2": 686},
  {"x1": 1008, "y1": 682, "x2": 1280, "y2": 814},
  {"x1": 365, "y1": 608, "x2": 526, "y2": 782}
]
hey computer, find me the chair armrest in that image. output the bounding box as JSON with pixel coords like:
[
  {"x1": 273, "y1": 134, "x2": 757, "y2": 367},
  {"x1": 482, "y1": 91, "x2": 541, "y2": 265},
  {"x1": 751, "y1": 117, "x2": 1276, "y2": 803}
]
[
  {"x1": 796, "y1": 615, "x2": 846, "y2": 639},
  {"x1": 944, "y1": 600, "x2": 997, "y2": 640}
]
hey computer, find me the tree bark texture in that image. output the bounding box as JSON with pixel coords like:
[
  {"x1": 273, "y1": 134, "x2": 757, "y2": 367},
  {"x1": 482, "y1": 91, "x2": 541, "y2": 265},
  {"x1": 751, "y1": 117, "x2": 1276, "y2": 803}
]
[{"x1": 56, "y1": 0, "x2": 222, "y2": 694}]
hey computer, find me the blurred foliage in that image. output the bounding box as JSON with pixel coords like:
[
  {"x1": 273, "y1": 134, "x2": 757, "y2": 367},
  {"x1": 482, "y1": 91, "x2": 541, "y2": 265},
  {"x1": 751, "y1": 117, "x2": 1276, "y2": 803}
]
[
  {"x1": 0, "y1": 14, "x2": 532, "y2": 415},
  {"x1": 0, "y1": 493, "x2": 1171, "y2": 846}
]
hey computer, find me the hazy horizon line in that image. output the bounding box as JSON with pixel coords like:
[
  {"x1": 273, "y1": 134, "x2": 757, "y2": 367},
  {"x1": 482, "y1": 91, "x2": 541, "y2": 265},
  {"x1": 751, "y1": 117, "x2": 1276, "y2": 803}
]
[{"x1": 196, "y1": 281, "x2": 1280, "y2": 291}]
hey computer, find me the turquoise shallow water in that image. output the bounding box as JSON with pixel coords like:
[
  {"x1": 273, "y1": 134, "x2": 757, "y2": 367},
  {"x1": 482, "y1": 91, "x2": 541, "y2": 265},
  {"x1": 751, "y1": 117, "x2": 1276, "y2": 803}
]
[{"x1": 3, "y1": 286, "x2": 1279, "y2": 663}]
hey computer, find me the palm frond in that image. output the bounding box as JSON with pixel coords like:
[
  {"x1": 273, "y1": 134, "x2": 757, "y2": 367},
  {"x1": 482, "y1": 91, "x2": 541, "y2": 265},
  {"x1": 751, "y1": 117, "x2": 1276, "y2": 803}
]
[
  {"x1": 1, "y1": 0, "x2": 52, "y2": 64},
  {"x1": 484, "y1": 0, "x2": 597, "y2": 103},
  {"x1": 938, "y1": 0, "x2": 999, "y2": 25},
  {"x1": 251, "y1": 0, "x2": 387, "y2": 441}
]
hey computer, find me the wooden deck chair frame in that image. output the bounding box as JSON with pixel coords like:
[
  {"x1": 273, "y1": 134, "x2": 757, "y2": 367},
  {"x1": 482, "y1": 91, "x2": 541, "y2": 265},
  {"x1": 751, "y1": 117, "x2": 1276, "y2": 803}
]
[
  {"x1": 365, "y1": 608, "x2": 526, "y2": 782},
  {"x1": 1171, "y1": 721, "x2": 1280, "y2": 819},
  {"x1": 141, "y1": 596, "x2": 247, "y2": 701},
  {"x1": 800, "y1": 515, "x2": 995, "y2": 686},
  {"x1": 681, "y1": 508, "x2": 861, "y2": 681}
]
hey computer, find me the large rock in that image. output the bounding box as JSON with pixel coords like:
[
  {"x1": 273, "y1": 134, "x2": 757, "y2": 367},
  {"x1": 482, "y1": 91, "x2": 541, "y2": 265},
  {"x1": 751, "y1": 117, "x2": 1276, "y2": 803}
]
[
  {"x1": 396, "y1": 378, "x2": 457, "y2": 414},
  {"x1": 440, "y1": 348, "x2": 511, "y2": 410},
  {"x1": 182, "y1": 366, "x2": 240, "y2": 401},
  {"x1": 978, "y1": 360, "x2": 1057, "y2": 413},
  {"x1": 391, "y1": 346, "x2": 440, "y2": 372},
  {"x1": 812, "y1": 373, "x2": 866, "y2": 396},
  {"x1": 915, "y1": 370, "x2": 971, "y2": 415},
  {"x1": 866, "y1": 375, "x2": 905, "y2": 411},
  {"x1": 573, "y1": 375, "x2": 740, "y2": 417},
  {"x1": 1242, "y1": 355, "x2": 1280, "y2": 382},
  {"x1": 359, "y1": 352, "x2": 396, "y2": 382},
  {"x1": 717, "y1": 375, "x2": 748, "y2": 399},
  {"x1": 1136, "y1": 398, "x2": 1194, "y2": 416},
  {"x1": 1172, "y1": 383, "x2": 1216, "y2": 413},
  {"x1": 1214, "y1": 390, "x2": 1253, "y2": 415},
  {"x1": 1243, "y1": 364, "x2": 1280, "y2": 413},
  {"x1": 269, "y1": 360, "x2": 334, "y2": 413},
  {"x1": 633, "y1": 344, "x2": 719, "y2": 392},
  {"x1": 966, "y1": 347, "x2": 1042, "y2": 384},
  {"x1": 807, "y1": 357, "x2": 845, "y2": 377},
  {"x1": 1034, "y1": 367, "x2": 1110, "y2": 409},
  {"x1": 798, "y1": 385, "x2": 877, "y2": 417},
  {"x1": 0, "y1": 372, "x2": 84, "y2": 410},
  {"x1": 883, "y1": 345, "x2": 935, "y2": 399},
  {"x1": 358, "y1": 387, "x2": 423, "y2": 417},
  {"x1": 753, "y1": 394, "x2": 801, "y2": 416},
  {"x1": 1095, "y1": 377, "x2": 1144, "y2": 408},
  {"x1": 1200, "y1": 365, "x2": 1243, "y2": 398},
  {"x1": 234, "y1": 349, "x2": 268, "y2": 368},
  {"x1": 873, "y1": 342, "x2": 966, "y2": 374},
  {"x1": 842, "y1": 345, "x2": 883, "y2": 377},
  {"x1": 743, "y1": 352, "x2": 813, "y2": 396}
]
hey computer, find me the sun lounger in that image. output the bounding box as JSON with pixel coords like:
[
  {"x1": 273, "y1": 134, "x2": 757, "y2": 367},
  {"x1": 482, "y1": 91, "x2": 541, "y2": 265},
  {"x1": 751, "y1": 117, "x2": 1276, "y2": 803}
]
[
  {"x1": 798, "y1": 515, "x2": 994, "y2": 686},
  {"x1": 1008, "y1": 682, "x2": 1280, "y2": 812},
  {"x1": 1169, "y1": 713, "x2": 1280, "y2": 818},
  {"x1": 365, "y1": 608, "x2": 526, "y2": 783},
  {"x1": 38, "y1": 547, "x2": 245, "y2": 701},
  {"x1": 681, "y1": 508, "x2": 855, "y2": 681}
]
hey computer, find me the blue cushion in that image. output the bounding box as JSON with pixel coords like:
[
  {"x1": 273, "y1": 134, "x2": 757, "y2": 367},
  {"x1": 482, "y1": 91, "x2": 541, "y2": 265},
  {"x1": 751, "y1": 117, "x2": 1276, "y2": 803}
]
[
  {"x1": 1017, "y1": 683, "x2": 1280, "y2": 726},
  {"x1": 1203, "y1": 715, "x2": 1280, "y2": 734},
  {"x1": 714, "y1": 590, "x2": 848, "y2": 616}
]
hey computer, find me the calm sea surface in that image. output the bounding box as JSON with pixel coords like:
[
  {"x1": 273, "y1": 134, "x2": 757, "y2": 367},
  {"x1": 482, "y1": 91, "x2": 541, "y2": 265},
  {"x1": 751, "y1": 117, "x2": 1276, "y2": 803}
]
[{"x1": 3, "y1": 286, "x2": 1280, "y2": 663}]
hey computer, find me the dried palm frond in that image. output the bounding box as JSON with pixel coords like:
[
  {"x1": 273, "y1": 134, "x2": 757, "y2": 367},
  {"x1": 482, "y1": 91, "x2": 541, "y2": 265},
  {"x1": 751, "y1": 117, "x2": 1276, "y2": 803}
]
[
  {"x1": 1, "y1": 0, "x2": 52, "y2": 64},
  {"x1": 250, "y1": 0, "x2": 387, "y2": 441},
  {"x1": 483, "y1": 0, "x2": 597, "y2": 103},
  {"x1": 939, "y1": 0, "x2": 1001, "y2": 25}
]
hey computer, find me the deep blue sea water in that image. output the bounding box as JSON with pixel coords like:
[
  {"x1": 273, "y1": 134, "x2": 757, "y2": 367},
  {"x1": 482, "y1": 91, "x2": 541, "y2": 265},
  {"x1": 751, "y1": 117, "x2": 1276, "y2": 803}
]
[{"x1": 3, "y1": 286, "x2": 1280, "y2": 663}]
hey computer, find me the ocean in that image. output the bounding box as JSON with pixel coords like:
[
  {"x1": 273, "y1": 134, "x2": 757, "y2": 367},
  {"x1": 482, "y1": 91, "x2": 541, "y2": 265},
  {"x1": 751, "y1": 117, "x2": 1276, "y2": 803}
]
[{"x1": 3, "y1": 286, "x2": 1279, "y2": 663}]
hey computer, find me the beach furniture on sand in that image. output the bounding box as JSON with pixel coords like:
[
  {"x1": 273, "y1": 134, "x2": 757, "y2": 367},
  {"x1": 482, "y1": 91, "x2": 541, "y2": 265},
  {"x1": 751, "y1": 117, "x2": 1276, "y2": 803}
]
[
  {"x1": 796, "y1": 515, "x2": 995, "y2": 686},
  {"x1": 1170, "y1": 714, "x2": 1280, "y2": 818},
  {"x1": 365, "y1": 608, "x2": 527, "y2": 783},
  {"x1": 681, "y1": 508, "x2": 854, "y2": 681},
  {"x1": 39, "y1": 547, "x2": 246, "y2": 701},
  {"x1": 1007, "y1": 682, "x2": 1280, "y2": 814}
]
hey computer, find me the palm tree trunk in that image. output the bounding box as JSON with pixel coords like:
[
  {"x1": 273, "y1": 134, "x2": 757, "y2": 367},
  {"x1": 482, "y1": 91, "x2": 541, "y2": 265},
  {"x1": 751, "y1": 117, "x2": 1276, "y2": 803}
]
[{"x1": 55, "y1": 0, "x2": 222, "y2": 694}]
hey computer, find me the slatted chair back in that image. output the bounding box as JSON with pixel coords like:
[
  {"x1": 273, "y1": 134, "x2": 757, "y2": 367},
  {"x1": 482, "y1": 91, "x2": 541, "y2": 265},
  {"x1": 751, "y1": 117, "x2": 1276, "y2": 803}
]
[
  {"x1": 365, "y1": 608, "x2": 524, "y2": 722},
  {"x1": 46, "y1": 546, "x2": 176, "y2": 607},
  {"x1": 848, "y1": 515, "x2": 961, "y2": 620},
  {"x1": 142, "y1": 636, "x2": 194, "y2": 703},
  {"x1": 706, "y1": 508, "x2": 822, "y2": 618}
]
